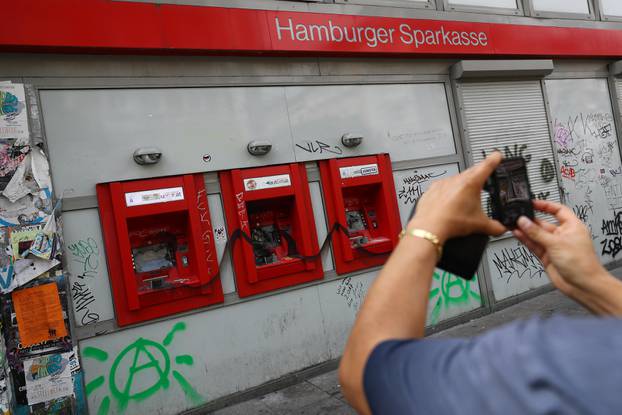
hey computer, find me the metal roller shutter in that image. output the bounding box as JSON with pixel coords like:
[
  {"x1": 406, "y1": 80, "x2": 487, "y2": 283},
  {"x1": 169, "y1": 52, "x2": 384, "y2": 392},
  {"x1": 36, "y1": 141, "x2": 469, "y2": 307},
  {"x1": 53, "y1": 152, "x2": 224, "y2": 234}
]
[
  {"x1": 457, "y1": 80, "x2": 558, "y2": 301},
  {"x1": 458, "y1": 80, "x2": 561, "y2": 210}
]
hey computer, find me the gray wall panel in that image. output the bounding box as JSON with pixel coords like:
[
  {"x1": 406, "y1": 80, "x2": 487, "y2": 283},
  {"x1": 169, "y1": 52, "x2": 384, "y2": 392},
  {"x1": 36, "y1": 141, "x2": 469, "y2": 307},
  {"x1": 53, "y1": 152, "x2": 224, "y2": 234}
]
[
  {"x1": 62, "y1": 209, "x2": 116, "y2": 326},
  {"x1": 286, "y1": 83, "x2": 456, "y2": 162},
  {"x1": 41, "y1": 87, "x2": 296, "y2": 198}
]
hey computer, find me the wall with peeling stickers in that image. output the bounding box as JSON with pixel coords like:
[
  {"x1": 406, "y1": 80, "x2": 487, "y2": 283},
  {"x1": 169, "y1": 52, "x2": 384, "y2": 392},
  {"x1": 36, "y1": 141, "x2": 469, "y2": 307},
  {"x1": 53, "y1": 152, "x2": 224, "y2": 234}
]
[{"x1": 0, "y1": 82, "x2": 86, "y2": 414}]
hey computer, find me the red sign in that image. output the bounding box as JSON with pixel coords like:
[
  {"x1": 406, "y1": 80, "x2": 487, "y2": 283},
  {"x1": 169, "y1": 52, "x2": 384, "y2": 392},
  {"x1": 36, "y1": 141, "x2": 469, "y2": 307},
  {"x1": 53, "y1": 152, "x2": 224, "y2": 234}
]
[{"x1": 3, "y1": 0, "x2": 622, "y2": 58}]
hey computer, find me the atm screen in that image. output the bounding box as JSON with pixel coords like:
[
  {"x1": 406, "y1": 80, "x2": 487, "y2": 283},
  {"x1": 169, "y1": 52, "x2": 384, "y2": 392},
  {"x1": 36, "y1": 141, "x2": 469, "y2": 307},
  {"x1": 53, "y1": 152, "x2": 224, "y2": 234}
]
[
  {"x1": 251, "y1": 225, "x2": 282, "y2": 265},
  {"x1": 132, "y1": 243, "x2": 174, "y2": 274},
  {"x1": 346, "y1": 210, "x2": 367, "y2": 232}
]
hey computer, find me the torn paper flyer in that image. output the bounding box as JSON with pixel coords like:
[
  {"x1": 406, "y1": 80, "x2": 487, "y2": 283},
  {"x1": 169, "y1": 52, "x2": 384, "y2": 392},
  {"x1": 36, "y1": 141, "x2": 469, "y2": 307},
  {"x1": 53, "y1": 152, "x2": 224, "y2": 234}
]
[
  {"x1": 23, "y1": 352, "x2": 73, "y2": 406},
  {"x1": 3, "y1": 146, "x2": 52, "y2": 204},
  {"x1": 0, "y1": 83, "x2": 29, "y2": 141}
]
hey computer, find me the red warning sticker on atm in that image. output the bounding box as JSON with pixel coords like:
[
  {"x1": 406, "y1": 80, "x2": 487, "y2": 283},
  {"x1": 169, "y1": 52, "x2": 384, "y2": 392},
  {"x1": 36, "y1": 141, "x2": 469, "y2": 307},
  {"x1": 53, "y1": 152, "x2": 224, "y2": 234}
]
[
  {"x1": 339, "y1": 164, "x2": 379, "y2": 179},
  {"x1": 125, "y1": 187, "x2": 185, "y2": 207},
  {"x1": 244, "y1": 174, "x2": 291, "y2": 191}
]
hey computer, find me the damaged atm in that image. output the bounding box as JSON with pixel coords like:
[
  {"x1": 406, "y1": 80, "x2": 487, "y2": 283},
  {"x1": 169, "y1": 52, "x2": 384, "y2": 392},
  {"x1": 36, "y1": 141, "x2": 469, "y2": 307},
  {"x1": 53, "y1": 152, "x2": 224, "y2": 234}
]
[
  {"x1": 219, "y1": 163, "x2": 323, "y2": 297},
  {"x1": 320, "y1": 154, "x2": 401, "y2": 274},
  {"x1": 96, "y1": 174, "x2": 223, "y2": 326}
]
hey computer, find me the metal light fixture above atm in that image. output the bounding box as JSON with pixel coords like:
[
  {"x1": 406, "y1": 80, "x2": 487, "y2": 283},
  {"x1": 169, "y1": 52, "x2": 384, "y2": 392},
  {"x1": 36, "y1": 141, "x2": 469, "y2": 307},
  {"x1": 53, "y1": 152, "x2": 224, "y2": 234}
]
[
  {"x1": 133, "y1": 147, "x2": 163, "y2": 165},
  {"x1": 341, "y1": 133, "x2": 364, "y2": 148},
  {"x1": 450, "y1": 60, "x2": 554, "y2": 79},
  {"x1": 247, "y1": 140, "x2": 272, "y2": 156}
]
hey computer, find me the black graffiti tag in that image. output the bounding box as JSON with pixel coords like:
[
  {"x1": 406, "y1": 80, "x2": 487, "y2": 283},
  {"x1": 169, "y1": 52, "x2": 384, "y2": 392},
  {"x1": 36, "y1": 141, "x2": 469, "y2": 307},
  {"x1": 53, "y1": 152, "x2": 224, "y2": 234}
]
[
  {"x1": 491, "y1": 245, "x2": 545, "y2": 284},
  {"x1": 601, "y1": 237, "x2": 622, "y2": 259},
  {"x1": 482, "y1": 144, "x2": 532, "y2": 163},
  {"x1": 296, "y1": 140, "x2": 343, "y2": 155},
  {"x1": 600, "y1": 212, "x2": 622, "y2": 258},
  {"x1": 601, "y1": 212, "x2": 622, "y2": 236},
  {"x1": 397, "y1": 183, "x2": 424, "y2": 205},
  {"x1": 71, "y1": 281, "x2": 100, "y2": 326},
  {"x1": 540, "y1": 159, "x2": 555, "y2": 183},
  {"x1": 573, "y1": 204, "x2": 593, "y2": 223},
  {"x1": 599, "y1": 123, "x2": 612, "y2": 139},
  {"x1": 336, "y1": 277, "x2": 366, "y2": 312}
]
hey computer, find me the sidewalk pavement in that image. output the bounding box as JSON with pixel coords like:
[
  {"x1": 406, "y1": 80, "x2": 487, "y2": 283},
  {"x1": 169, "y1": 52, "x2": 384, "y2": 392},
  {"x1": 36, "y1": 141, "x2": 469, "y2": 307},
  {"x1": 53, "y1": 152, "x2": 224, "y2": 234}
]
[{"x1": 209, "y1": 288, "x2": 592, "y2": 415}]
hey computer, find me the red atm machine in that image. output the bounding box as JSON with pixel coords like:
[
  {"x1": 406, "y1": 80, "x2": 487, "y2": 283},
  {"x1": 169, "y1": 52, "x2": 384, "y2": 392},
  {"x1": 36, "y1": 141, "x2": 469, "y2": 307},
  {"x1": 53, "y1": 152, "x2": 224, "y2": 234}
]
[
  {"x1": 319, "y1": 154, "x2": 401, "y2": 274},
  {"x1": 97, "y1": 174, "x2": 223, "y2": 326},
  {"x1": 220, "y1": 163, "x2": 323, "y2": 297}
]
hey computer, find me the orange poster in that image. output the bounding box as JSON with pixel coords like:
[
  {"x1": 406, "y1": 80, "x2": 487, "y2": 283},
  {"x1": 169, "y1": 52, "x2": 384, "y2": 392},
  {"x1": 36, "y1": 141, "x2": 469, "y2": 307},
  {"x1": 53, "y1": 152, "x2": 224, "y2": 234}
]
[{"x1": 12, "y1": 282, "x2": 67, "y2": 348}]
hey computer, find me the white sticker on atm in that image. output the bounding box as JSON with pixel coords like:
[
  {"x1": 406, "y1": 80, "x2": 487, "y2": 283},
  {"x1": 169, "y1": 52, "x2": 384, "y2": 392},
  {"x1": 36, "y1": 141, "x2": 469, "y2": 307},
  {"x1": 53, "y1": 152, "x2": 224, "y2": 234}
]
[
  {"x1": 339, "y1": 164, "x2": 379, "y2": 179},
  {"x1": 125, "y1": 187, "x2": 185, "y2": 207},
  {"x1": 243, "y1": 174, "x2": 291, "y2": 191}
]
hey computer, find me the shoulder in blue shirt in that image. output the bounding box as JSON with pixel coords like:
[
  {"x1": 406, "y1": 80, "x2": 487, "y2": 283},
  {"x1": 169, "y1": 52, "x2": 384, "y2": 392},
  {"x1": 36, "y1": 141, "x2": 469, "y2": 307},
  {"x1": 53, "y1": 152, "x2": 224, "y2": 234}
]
[{"x1": 363, "y1": 316, "x2": 622, "y2": 415}]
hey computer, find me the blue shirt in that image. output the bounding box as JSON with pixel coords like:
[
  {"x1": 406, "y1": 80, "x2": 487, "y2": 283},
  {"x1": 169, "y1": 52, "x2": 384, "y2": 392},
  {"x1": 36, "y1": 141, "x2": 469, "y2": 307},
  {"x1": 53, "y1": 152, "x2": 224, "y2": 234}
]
[{"x1": 364, "y1": 316, "x2": 622, "y2": 415}]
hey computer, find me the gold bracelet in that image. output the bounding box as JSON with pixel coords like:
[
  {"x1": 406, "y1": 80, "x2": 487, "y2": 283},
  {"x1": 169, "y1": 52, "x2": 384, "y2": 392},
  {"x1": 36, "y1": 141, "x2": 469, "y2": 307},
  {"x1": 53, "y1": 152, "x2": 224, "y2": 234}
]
[{"x1": 399, "y1": 228, "x2": 443, "y2": 260}]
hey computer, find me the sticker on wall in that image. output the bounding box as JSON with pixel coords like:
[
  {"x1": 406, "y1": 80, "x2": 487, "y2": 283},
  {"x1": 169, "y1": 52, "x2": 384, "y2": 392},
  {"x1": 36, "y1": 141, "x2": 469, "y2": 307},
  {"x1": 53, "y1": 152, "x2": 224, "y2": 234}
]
[
  {"x1": 0, "y1": 83, "x2": 29, "y2": 141},
  {"x1": 0, "y1": 189, "x2": 52, "y2": 228},
  {"x1": 12, "y1": 282, "x2": 68, "y2": 348},
  {"x1": 0, "y1": 140, "x2": 27, "y2": 192},
  {"x1": 0, "y1": 146, "x2": 53, "y2": 228},
  {"x1": 10, "y1": 224, "x2": 45, "y2": 259},
  {"x1": 213, "y1": 226, "x2": 227, "y2": 243},
  {"x1": 23, "y1": 352, "x2": 73, "y2": 406},
  {"x1": 1, "y1": 273, "x2": 72, "y2": 366}
]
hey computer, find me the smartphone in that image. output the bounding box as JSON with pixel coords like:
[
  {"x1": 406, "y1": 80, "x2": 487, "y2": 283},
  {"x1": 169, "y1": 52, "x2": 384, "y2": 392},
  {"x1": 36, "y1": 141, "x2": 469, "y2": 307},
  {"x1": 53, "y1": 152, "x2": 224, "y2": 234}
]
[{"x1": 485, "y1": 157, "x2": 535, "y2": 229}]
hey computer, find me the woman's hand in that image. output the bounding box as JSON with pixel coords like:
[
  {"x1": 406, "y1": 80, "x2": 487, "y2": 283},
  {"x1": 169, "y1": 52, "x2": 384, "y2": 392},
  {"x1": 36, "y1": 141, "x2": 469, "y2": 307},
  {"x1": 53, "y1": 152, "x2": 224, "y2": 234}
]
[{"x1": 409, "y1": 152, "x2": 507, "y2": 243}]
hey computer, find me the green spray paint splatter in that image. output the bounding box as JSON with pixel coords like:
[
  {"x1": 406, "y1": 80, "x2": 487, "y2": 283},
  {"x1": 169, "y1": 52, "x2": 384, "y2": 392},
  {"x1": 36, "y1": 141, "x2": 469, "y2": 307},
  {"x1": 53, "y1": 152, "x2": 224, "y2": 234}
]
[
  {"x1": 86, "y1": 376, "x2": 105, "y2": 395},
  {"x1": 83, "y1": 322, "x2": 203, "y2": 414},
  {"x1": 175, "y1": 355, "x2": 194, "y2": 365},
  {"x1": 97, "y1": 397, "x2": 110, "y2": 415},
  {"x1": 163, "y1": 322, "x2": 186, "y2": 346},
  {"x1": 83, "y1": 347, "x2": 109, "y2": 362},
  {"x1": 429, "y1": 270, "x2": 481, "y2": 325},
  {"x1": 172, "y1": 370, "x2": 204, "y2": 405}
]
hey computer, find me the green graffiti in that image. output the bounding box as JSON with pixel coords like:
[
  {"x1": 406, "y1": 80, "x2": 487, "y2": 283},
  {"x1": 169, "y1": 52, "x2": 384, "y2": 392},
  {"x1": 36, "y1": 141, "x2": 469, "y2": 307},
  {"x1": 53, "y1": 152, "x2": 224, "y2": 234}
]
[
  {"x1": 163, "y1": 322, "x2": 186, "y2": 346},
  {"x1": 175, "y1": 355, "x2": 194, "y2": 366},
  {"x1": 109, "y1": 338, "x2": 171, "y2": 411},
  {"x1": 86, "y1": 376, "x2": 105, "y2": 395},
  {"x1": 83, "y1": 347, "x2": 109, "y2": 362},
  {"x1": 98, "y1": 397, "x2": 110, "y2": 415},
  {"x1": 173, "y1": 370, "x2": 204, "y2": 405},
  {"x1": 83, "y1": 323, "x2": 203, "y2": 414},
  {"x1": 429, "y1": 270, "x2": 482, "y2": 325}
]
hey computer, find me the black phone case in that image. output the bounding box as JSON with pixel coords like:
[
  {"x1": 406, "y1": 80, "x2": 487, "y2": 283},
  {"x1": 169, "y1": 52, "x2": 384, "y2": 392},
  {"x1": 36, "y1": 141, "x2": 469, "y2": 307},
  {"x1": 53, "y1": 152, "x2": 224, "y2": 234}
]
[
  {"x1": 437, "y1": 234, "x2": 488, "y2": 280},
  {"x1": 408, "y1": 200, "x2": 489, "y2": 281}
]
